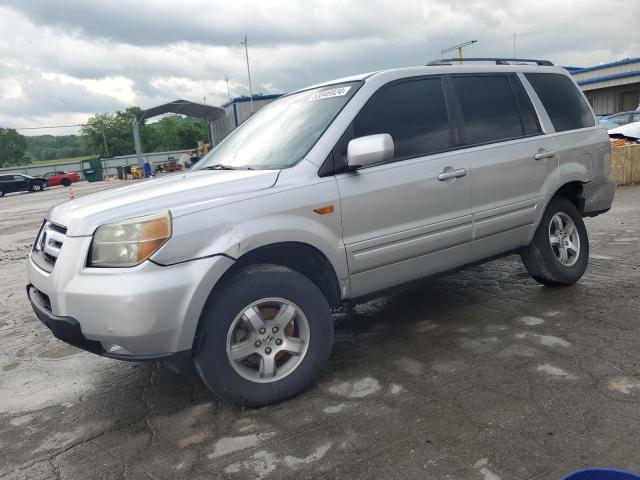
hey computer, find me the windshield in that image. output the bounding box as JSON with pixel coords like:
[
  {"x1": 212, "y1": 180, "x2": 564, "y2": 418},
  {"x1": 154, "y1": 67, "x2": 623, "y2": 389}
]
[{"x1": 194, "y1": 82, "x2": 360, "y2": 170}]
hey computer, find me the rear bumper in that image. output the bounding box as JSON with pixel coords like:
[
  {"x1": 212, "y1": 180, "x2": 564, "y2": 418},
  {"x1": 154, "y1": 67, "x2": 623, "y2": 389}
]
[
  {"x1": 581, "y1": 175, "x2": 616, "y2": 217},
  {"x1": 27, "y1": 284, "x2": 190, "y2": 362}
]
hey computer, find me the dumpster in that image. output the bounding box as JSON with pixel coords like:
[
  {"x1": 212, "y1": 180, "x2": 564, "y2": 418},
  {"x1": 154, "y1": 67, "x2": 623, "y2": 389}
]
[{"x1": 82, "y1": 158, "x2": 104, "y2": 183}]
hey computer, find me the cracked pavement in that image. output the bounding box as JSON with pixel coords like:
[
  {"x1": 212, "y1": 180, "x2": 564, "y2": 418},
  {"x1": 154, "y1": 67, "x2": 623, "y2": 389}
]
[{"x1": 1, "y1": 181, "x2": 639, "y2": 479}]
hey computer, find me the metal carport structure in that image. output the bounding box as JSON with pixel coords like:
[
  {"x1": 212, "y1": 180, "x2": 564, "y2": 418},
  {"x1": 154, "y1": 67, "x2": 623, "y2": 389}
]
[{"x1": 132, "y1": 99, "x2": 227, "y2": 167}]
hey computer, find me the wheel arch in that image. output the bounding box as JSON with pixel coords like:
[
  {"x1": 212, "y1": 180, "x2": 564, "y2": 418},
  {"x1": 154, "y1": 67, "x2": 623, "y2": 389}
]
[
  {"x1": 553, "y1": 181, "x2": 585, "y2": 213},
  {"x1": 191, "y1": 241, "x2": 342, "y2": 352},
  {"x1": 225, "y1": 242, "x2": 342, "y2": 307}
]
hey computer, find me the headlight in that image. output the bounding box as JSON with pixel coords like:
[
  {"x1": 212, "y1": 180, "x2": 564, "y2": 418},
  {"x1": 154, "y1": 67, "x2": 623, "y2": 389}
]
[{"x1": 89, "y1": 212, "x2": 171, "y2": 267}]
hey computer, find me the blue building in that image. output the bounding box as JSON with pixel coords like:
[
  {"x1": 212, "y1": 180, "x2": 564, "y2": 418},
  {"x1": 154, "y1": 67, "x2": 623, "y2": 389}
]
[{"x1": 569, "y1": 58, "x2": 640, "y2": 115}]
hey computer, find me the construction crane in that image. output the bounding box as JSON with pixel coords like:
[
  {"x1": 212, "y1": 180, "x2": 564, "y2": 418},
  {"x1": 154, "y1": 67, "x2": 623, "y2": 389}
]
[{"x1": 441, "y1": 40, "x2": 478, "y2": 64}]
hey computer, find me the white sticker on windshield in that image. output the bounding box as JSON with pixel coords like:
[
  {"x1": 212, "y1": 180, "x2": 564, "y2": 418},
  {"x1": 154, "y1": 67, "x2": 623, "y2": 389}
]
[{"x1": 308, "y1": 86, "x2": 352, "y2": 102}]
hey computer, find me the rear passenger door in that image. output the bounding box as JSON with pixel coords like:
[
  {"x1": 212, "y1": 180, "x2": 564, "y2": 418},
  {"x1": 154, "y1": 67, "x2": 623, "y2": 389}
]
[
  {"x1": 448, "y1": 74, "x2": 558, "y2": 261},
  {"x1": 336, "y1": 77, "x2": 472, "y2": 297},
  {"x1": 0, "y1": 175, "x2": 14, "y2": 193}
]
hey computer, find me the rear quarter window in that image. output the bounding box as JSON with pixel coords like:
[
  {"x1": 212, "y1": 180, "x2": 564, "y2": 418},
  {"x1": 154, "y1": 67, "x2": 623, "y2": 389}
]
[{"x1": 524, "y1": 73, "x2": 595, "y2": 132}]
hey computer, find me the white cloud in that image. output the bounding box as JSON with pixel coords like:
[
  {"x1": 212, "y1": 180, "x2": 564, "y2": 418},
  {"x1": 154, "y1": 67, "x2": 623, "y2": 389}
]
[{"x1": 0, "y1": 0, "x2": 638, "y2": 135}]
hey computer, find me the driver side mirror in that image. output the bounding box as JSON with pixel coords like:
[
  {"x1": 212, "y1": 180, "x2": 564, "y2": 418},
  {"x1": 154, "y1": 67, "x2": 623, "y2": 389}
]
[{"x1": 346, "y1": 134, "x2": 394, "y2": 170}]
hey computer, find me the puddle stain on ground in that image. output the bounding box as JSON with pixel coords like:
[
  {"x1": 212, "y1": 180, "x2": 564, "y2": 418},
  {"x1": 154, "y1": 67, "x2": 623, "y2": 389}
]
[
  {"x1": 224, "y1": 443, "x2": 332, "y2": 478},
  {"x1": 208, "y1": 432, "x2": 277, "y2": 459},
  {"x1": 515, "y1": 332, "x2": 570, "y2": 348},
  {"x1": 518, "y1": 316, "x2": 545, "y2": 326},
  {"x1": 328, "y1": 377, "x2": 381, "y2": 398},
  {"x1": 323, "y1": 403, "x2": 347, "y2": 414},
  {"x1": 608, "y1": 376, "x2": 640, "y2": 394},
  {"x1": 393, "y1": 357, "x2": 425, "y2": 376},
  {"x1": 536, "y1": 364, "x2": 577, "y2": 380},
  {"x1": 474, "y1": 458, "x2": 502, "y2": 480}
]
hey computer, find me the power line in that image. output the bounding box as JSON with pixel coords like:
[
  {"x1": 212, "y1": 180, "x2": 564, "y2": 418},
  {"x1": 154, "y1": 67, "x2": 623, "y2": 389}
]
[{"x1": 12, "y1": 124, "x2": 87, "y2": 130}]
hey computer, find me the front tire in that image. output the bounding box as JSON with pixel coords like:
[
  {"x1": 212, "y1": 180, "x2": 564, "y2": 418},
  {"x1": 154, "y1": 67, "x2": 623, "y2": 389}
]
[
  {"x1": 61, "y1": 178, "x2": 71, "y2": 187},
  {"x1": 30, "y1": 183, "x2": 43, "y2": 192},
  {"x1": 521, "y1": 196, "x2": 589, "y2": 286},
  {"x1": 194, "y1": 264, "x2": 334, "y2": 407}
]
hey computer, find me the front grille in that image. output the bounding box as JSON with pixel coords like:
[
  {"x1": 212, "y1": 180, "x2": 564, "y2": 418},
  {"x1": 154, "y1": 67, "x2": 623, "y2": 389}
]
[{"x1": 32, "y1": 221, "x2": 67, "y2": 272}]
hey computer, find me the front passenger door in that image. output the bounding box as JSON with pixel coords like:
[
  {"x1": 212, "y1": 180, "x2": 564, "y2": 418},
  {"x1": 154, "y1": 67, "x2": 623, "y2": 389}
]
[
  {"x1": 335, "y1": 77, "x2": 472, "y2": 297},
  {"x1": 13, "y1": 175, "x2": 28, "y2": 191}
]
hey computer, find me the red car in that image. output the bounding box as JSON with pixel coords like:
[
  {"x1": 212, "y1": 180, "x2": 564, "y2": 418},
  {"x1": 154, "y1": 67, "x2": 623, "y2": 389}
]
[{"x1": 43, "y1": 171, "x2": 81, "y2": 187}]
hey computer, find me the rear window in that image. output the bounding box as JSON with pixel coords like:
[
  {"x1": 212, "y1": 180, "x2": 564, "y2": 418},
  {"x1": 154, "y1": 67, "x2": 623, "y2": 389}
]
[
  {"x1": 524, "y1": 73, "x2": 595, "y2": 132},
  {"x1": 450, "y1": 75, "x2": 526, "y2": 145}
]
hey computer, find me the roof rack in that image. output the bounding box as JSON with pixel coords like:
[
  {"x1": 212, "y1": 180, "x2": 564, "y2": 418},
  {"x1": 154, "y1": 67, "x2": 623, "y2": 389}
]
[{"x1": 427, "y1": 57, "x2": 554, "y2": 66}]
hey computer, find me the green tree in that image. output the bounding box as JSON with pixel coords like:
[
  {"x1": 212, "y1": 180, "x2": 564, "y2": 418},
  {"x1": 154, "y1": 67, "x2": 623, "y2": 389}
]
[
  {"x1": 81, "y1": 107, "x2": 144, "y2": 157},
  {"x1": 81, "y1": 108, "x2": 211, "y2": 157},
  {"x1": 0, "y1": 128, "x2": 29, "y2": 167},
  {"x1": 25, "y1": 134, "x2": 89, "y2": 161}
]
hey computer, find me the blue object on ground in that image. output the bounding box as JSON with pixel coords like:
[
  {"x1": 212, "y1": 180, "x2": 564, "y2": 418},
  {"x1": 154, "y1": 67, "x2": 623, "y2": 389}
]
[
  {"x1": 563, "y1": 468, "x2": 640, "y2": 480},
  {"x1": 143, "y1": 162, "x2": 153, "y2": 178}
]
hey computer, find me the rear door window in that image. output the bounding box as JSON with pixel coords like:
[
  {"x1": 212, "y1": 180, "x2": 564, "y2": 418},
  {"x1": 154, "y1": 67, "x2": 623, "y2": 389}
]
[
  {"x1": 524, "y1": 73, "x2": 595, "y2": 132},
  {"x1": 450, "y1": 75, "x2": 529, "y2": 145},
  {"x1": 353, "y1": 77, "x2": 453, "y2": 161}
]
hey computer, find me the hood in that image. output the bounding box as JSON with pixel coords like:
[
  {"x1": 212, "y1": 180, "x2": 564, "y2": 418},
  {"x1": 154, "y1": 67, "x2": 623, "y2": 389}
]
[
  {"x1": 608, "y1": 121, "x2": 640, "y2": 140},
  {"x1": 49, "y1": 169, "x2": 279, "y2": 236}
]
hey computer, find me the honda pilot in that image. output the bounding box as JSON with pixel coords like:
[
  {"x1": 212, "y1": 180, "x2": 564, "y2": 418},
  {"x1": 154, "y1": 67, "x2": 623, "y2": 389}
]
[{"x1": 27, "y1": 58, "x2": 615, "y2": 406}]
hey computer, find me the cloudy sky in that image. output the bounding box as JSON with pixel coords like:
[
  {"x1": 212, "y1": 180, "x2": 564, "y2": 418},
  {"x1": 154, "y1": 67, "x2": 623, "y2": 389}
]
[{"x1": 0, "y1": 0, "x2": 638, "y2": 135}]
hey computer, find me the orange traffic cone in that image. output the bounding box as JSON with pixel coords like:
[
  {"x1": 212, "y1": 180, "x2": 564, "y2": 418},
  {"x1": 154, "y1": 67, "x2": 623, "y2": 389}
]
[{"x1": 68, "y1": 187, "x2": 76, "y2": 200}]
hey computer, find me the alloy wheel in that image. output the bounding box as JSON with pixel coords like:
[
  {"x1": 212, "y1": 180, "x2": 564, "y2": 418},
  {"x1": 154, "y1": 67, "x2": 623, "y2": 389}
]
[
  {"x1": 548, "y1": 212, "x2": 580, "y2": 267},
  {"x1": 226, "y1": 297, "x2": 310, "y2": 383}
]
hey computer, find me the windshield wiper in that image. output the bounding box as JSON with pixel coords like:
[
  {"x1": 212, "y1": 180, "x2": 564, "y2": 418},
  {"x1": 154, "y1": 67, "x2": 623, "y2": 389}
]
[{"x1": 202, "y1": 164, "x2": 253, "y2": 170}]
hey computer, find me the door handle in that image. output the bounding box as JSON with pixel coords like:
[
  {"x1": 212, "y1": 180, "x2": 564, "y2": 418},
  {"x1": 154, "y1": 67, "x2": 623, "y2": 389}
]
[
  {"x1": 534, "y1": 149, "x2": 556, "y2": 160},
  {"x1": 438, "y1": 168, "x2": 467, "y2": 181}
]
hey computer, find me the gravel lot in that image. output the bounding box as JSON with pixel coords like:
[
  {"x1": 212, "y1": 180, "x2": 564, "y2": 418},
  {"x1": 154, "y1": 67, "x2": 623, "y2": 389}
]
[{"x1": 1, "y1": 181, "x2": 639, "y2": 480}]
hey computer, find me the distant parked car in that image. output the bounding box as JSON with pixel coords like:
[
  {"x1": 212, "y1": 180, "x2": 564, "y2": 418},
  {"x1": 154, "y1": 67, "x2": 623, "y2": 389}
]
[
  {"x1": 598, "y1": 118, "x2": 621, "y2": 131},
  {"x1": 606, "y1": 110, "x2": 640, "y2": 126},
  {"x1": 608, "y1": 121, "x2": 640, "y2": 142},
  {"x1": 44, "y1": 171, "x2": 81, "y2": 187},
  {"x1": 0, "y1": 174, "x2": 47, "y2": 197}
]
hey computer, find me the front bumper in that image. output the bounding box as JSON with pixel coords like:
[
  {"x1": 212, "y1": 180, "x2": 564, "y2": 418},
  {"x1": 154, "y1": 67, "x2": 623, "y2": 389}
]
[
  {"x1": 26, "y1": 236, "x2": 235, "y2": 358},
  {"x1": 28, "y1": 284, "x2": 104, "y2": 354},
  {"x1": 27, "y1": 284, "x2": 191, "y2": 361},
  {"x1": 581, "y1": 175, "x2": 616, "y2": 217}
]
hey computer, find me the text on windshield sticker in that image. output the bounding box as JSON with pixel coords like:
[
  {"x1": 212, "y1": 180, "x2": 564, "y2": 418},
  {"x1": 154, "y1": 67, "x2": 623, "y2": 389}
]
[{"x1": 308, "y1": 86, "x2": 352, "y2": 102}]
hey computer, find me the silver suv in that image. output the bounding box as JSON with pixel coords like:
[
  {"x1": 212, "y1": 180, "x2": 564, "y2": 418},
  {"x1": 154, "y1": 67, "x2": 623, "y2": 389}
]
[{"x1": 27, "y1": 59, "x2": 615, "y2": 406}]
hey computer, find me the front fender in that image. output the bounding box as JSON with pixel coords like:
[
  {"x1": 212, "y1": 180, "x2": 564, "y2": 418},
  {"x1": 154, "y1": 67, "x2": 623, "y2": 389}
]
[{"x1": 151, "y1": 180, "x2": 348, "y2": 283}]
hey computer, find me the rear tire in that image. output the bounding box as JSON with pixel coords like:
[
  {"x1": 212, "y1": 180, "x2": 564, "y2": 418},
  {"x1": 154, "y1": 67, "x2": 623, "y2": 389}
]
[
  {"x1": 0, "y1": 189, "x2": 4, "y2": 197},
  {"x1": 194, "y1": 264, "x2": 334, "y2": 407},
  {"x1": 521, "y1": 196, "x2": 589, "y2": 286},
  {"x1": 61, "y1": 179, "x2": 71, "y2": 187}
]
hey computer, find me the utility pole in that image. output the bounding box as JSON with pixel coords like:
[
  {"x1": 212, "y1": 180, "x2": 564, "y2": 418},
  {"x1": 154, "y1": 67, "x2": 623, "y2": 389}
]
[
  {"x1": 225, "y1": 77, "x2": 231, "y2": 103},
  {"x1": 101, "y1": 129, "x2": 109, "y2": 157},
  {"x1": 241, "y1": 34, "x2": 254, "y2": 113},
  {"x1": 513, "y1": 33, "x2": 516, "y2": 58},
  {"x1": 441, "y1": 40, "x2": 477, "y2": 64}
]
